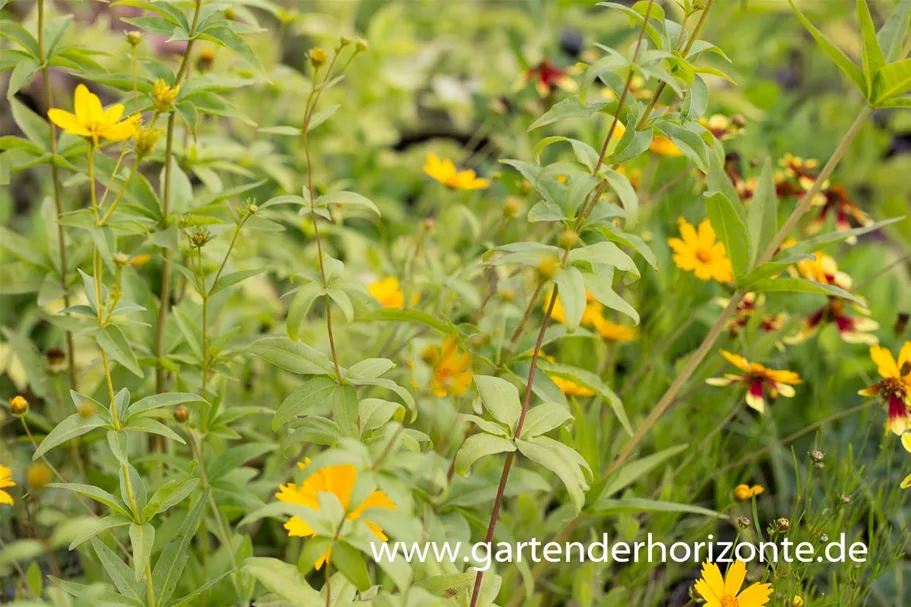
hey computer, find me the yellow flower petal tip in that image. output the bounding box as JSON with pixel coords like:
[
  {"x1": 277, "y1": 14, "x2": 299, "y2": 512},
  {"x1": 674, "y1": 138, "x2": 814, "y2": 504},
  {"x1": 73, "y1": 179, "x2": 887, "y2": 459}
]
[{"x1": 49, "y1": 84, "x2": 140, "y2": 145}]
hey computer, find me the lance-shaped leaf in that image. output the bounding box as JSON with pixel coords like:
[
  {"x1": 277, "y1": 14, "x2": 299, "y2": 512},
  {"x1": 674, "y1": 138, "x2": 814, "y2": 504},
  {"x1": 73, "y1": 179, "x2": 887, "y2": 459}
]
[
  {"x1": 787, "y1": 0, "x2": 866, "y2": 94},
  {"x1": 705, "y1": 191, "x2": 751, "y2": 283}
]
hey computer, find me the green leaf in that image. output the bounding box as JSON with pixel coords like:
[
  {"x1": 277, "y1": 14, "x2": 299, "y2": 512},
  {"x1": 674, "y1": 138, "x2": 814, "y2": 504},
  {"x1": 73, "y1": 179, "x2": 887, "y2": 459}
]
[
  {"x1": 7, "y1": 58, "x2": 39, "y2": 100},
  {"x1": 787, "y1": 0, "x2": 866, "y2": 94},
  {"x1": 347, "y1": 358, "x2": 395, "y2": 380},
  {"x1": 528, "y1": 97, "x2": 607, "y2": 131},
  {"x1": 454, "y1": 434, "x2": 517, "y2": 475},
  {"x1": 96, "y1": 325, "x2": 143, "y2": 377},
  {"x1": 535, "y1": 361, "x2": 632, "y2": 436},
  {"x1": 242, "y1": 557, "x2": 322, "y2": 607},
  {"x1": 142, "y1": 478, "x2": 200, "y2": 520},
  {"x1": 582, "y1": 268, "x2": 640, "y2": 324},
  {"x1": 873, "y1": 58, "x2": 911, "y2": 103},
  {"x1": 273, "y1": 375, "x2": 340, "y2": 431},
  {"x1": 599, "y1": 444, "x2": 688, "y2": 499},
  {"x1": 592, "y1": 497, "x2": 723, "y2": 518},
  {"x1": 746, "y1": 158, "x2": 779, "y2": 267},
  {"x1": 198, "y1": 25, "x2": 264, "y2": 73},
  {"x1": 604, "y1": 168, "x2": 639, "y2": 226},
  {"x1": 568, "y1": 241, "x2": 638, "y2": 277},
  {"x1": 521, "y1": 402, "x2": 573, "y2": 438},
  {"x1": 209, "y1": 268, "x2": 265, "y2": 295},
  {"x1": 611, "y1": 125, "x2": 653, "y2": 164},
  {"x1": 705, "y1": 191, "x2": 751, "y2": 282},
  {"x1": 249, "y1": 336, "x2": 335, "y2": 376},
  {"x1": 152, "y1": 490, "x2": 208, "y2": 606},
  {"x1": 515, "y1": 436, "x2": 591, "y2": 512},
  {"x1": 258, "y1": 125, "x2": 301, "y2": 136},
  {"x1": 90, "y1": 538, "x2": 141, "y2": 599},
  {"x1": 474, "y1": 375, "x2": 522, "y2": 431},
  {"x1": 10, "y1": 98, "x2": 49, "y2": 151},
  {"x1": 68, "y1": 515, "x2": 131, "y2": 550},
  {"x1": 878, "y1": 0, "x2": 911, "y2": 61},
  {"x1": 553, "y1": 266, "x2": 586, "y2": 330},
  {"x1": 125, "y1": 392, "x2": 207, "y2": 420},
  {"x1": 359, "y1": 307, "x2": 458, "y2": 335},
  {"x1": 305, "y1": 104, "x2": 341, "y2": 133},
  {"x1": 330, "y1": 383, "x2": 360, "y2": 437},
  {"x1": 858, "y1": 0, "x2": 886, "y2": 97},
  {"x1": 34, "y1": 414, "x2": 108, "y2": 460},
  {"x1": 332, "y1": 541, "x2": 371, "y2": 591},
  {"x1": 750, "y1": 277, "x2": 863, "y2": 305},
  {"x1": 129, "y1": 524, "x2": 155, "y2": 581},
  {"x1": 286, "y1": 281, "x2": 325, "y2": 340}
]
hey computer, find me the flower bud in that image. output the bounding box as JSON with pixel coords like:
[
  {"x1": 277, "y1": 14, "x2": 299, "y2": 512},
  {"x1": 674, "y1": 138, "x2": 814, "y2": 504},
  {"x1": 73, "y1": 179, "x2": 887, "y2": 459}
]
[
  {"x1": 792, "y1": 597, "x2": 804, "y2": 607},
  {"x1": 557, "y1": 229, "x2": 579, "y2": 250},
  {"x1": 420, "y1": 345, "x2": 439, "y2": 365},
  {"x1": 503, "y1": 197, "x2": 523, "y2": 218},
  {"x1": 469, "y1": 334, "x2": 490, "y2": 349},
  {"x1": 135, "y1": 127, "x2": 163, "y2": 158},
  {"x1": 809, "y1": 449, "x2": 824, "y2": 462},
  {"x1": 173, "y1": 405, "x2": 190, "y2": 423},
  {"x1": 536, "y1": 258, "x2": 559, "y2": 281},
  {"x1": 26, "y1": 463, "x2": 52, "y2": 490},
  {"x1": 114, "y1": 252, "x2": 130, "y2": 266},
  {"x1": 224, "y1": 7, "x2": 237, "y2": 19},
  {"x1": 197, "y1": 49, "x2": 215, "y2": 72},
  {"x1": 423, "y1": 218, "x2": 435, "y2": 231},
  {"x1": 190, "y1": 230, "x2": 211, "y2": 248},
  {"x1": 152, "y1": 79, "x2": 180, "y2": 112},
  {"x1": 78, "y1": 401, "x2": 96, "y2": 417},
  {"x1": 776, "y1": 517, "x2": 790, "y2": 531},
  {"x1": 500, "y1": 287, "x2": 516, "y2": 302},
  {"x1": 125, "y1": 31, "x2": 142, "y2": 46},
  {"x1": 339, "y1": 35, "x2": 352, "y2": 47},
  {"x1": 9, "y1": 395, "x2": 29, "y2": 415},
  {"x1": 737, "y1": 516, "x2": 752, "y2": 529},
  {"x1": 310, "y1": 48, "x2": 328, "y2": 68},
  {"x1": 355, "y1": 38, "x2": 369, "y2": 52}
]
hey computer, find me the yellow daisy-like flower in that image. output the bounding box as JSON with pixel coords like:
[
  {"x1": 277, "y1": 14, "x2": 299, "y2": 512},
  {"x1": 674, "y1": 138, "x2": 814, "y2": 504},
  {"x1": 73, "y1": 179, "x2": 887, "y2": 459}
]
[
  {"x1": 794, "y1": 252, "x2": 852, "y2": 291},
  {"x1": 369, "y1": 277, "x2": 405, "y2": 309},
  {"x1": 550, "y1": 375, "x2": 595, "y2": 397},
  {"x1": 426, "y1": 336, "x2": 474, "y2": 398},
  {"x1": 0, "y1": 464, "x2": 16, "y2": 506},
  {"x1": 707, "y1": 351, "x2": 801, "y2": 413},
  {"x1": 859, "y1": 343, "x2": 911, "y2": 436},
  {"x1": 275, "y1": 459, "x2": 396, "y2": 569},
  {"x1": 48, "y1": 84, "x2": 139, "y2": 145},
  {"x1": 694, "y1": 560, "x2": 773, "y2": 607},
  {"x1": 423, "y1": 154, "x2": 489, "y2": 190},
  {"x1": 668, "y1": 218, "x2": 734, "y2": 283}
]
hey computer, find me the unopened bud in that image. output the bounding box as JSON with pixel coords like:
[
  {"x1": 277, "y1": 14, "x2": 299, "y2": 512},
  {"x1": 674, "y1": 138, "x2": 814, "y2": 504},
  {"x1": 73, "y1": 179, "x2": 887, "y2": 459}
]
[
  {"x1": 537, "y1": 258, "x2": 559, "y2": 281},
  {"x1": 776, "y1": 517, "x2": 790, "y2": 531},
  {"x1": 809, "y1": 449, "x2": 824, "y2": 462},
  {"x1": 9, "y1": 395, "x2": 29, "y2": 415},
  {"x1": 173, "y1": 405, "x2": 190, "y2": 423},
  {"x1": 310, "y1": 48, "x2": 328, "y2": 68},
  {"x1": 152, "y1": 79, "x2": 180, "y2": 112},
  {"x1": 26, "y1": 463, "x2": 52, "y2": 490},
  {"x1": 355, "y1": 38, "x2": 368, "y2": 52},
  {"x1": 126, "y1": 31, "x2": 142, "y2": 46},
  {"x1": 737, "y1": 516, "x2": 751, "y2": 529},
  {"x1": 339, "y1": 35, "x2": 352, "y2": 47},
  {"x1": 500, "y1": 288, "x2": 515, "y2": 302},
  {"x1": 78, "y1": 401, "x2": 96, "y2": 417},
  {"x1": 558, "y1": 230, "x2": 579, "y2": 250},
  {"x1": 114, "y1": 252, "x2": 130, "y2": 266},
  {"x1": 503, "y1": 197, "x2": 522, "y2": 218}
]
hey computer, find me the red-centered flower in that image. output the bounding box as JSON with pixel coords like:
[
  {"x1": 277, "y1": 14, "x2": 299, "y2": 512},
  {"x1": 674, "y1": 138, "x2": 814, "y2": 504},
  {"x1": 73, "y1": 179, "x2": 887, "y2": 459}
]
[
  {"x1": 858, "y1": 343, "x2": 911, "y2": 435},
  {"x1": 806, "y1": 184, "x2": 873, "y2": 243},
  {"x1": 707, "y1": 351, "x2": 802, "y2": 413},
  {"x1": 525, "y1": 59, "x2": 575, "y2": 96},
  {"x1": 785, "y1": 299, "x2": 879, "y2": 346}
]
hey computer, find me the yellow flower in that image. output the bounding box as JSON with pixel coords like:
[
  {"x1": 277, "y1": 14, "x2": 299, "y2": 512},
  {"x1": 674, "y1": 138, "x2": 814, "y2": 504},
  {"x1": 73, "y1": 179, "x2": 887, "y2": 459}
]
[
  {"x1": 707, "y1": 351, "x2": 801, "y2": 413},
  {"x1": 0, "y1": 464, "x2": 15, "y2": 506},
  {"x1": 794, "y1": 252, "x2": 852, "y2": 291},
  {"x1": 275, "y1": 459, "x2": 396, "y2": 569},
  {"x1": 48, "y1": 84, "x2": 139, "y2": 145},
  {"x1": 423, "y1": 154, "x2": 489, "y2": 190},
  {"x1": 750, "y1": 484, "x2": 765, "y2": 496},
  {"x1": 152, "y1": 79, "x2": 180, "y2": 112},
  {"x1": 427, "y1": 336, "x2": 473, "y2": 398},
  {"x1": 694, "y1": 560, "x2": 772, "y2": 607},
  {"x1": 369, "y1": 277, "x2": 405, "y2": 309},
  {"x1": 668, "y1": 218, "x2": 733, "y2": 283},
  {"x1": 859, "y1": 343, "x2": 911, "y2": 436},
  {"x1": 550, "y1": 375, "x2": 595, "y2": 397},
  {"x1": 792, "y1": 596, "x2": 804, "y2": 607},
  {"x1": 899, "y1": 434, "x2": 911, "y2": 489},
  {"x1": 593, "y1": 317, "x2": 637, "y2": 342},
  {"x1": 9, "y1": 395, "x2": 28, "y2": 415},
  {"x1": 733, "y1": 484, "x2": 754, "y2": 501}
]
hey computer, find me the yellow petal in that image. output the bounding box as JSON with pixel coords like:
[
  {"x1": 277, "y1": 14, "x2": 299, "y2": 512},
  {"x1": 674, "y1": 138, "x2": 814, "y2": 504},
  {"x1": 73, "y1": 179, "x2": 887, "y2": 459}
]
[
  {"x1": 101, "y1": 104, "x2": 125, "y2": 126},
  {"x1": 870, "y1": 345, "x2": 900, "y2": 379},
  {"x1": 723, "y1": 560, "x2": 746, "y2": 596},
  {"x1": 735, "y1": 581, "x2": 773, "y2": 607},
  {"x1": 902, "y1": 433, "x2": 911, "y2": 454},
  {"x1": 697, "y1": 561, "x2": 725, "y2": 599},
  {"x1": 721, "y1": 350, "x2": 750, "y2": 373},
  {"x1": 74, "y1": 84, "x2": 103, "y2": 124},
  {"x1": 898, "y1": 341, "x2": 911, "y2": 371},
  {"x1": 0, "y1": 490, "x2": 13, "y2": 506},
  {"x1": 48, "y1": 109, "x2": 91, "y2": 137}
]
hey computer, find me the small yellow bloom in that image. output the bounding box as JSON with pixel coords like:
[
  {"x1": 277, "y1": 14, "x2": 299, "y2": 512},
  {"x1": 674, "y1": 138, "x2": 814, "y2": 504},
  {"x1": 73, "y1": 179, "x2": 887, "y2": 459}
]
[
  {"x1": 593, "y1": 317, "x2": 637, "y2": 342},
  {"x1": 48, "y1": 84, "x2": 140, "y2": 145},
  {"x1": 0, "y1": 464, "x2": 15, "y2": 506},
  {"x1": 427, "y1": 336, "x2": 473, "y2": 398},
  {"x1": 368, "y1": 277, "x2": 411, "y2": 309},
  {"x1": 550, "y1": 375, "x2": 595, "y2": 397},
  {"x1": 152, "y1": 79, "x2": 180, "y2": 112},
  {"x1": 668, "y1": 217, "x2": 733, "y2": 283},
  {"x1": 26, "y1": 463, "x2": 52, "y2": 490},
  {"x1": 750, "y1": 484, "x2": 765, "y2": 496},
  {"x1": 708, "y1": 351, "x2": 801, "y2": 414},
  {"x1": 275, "y1": 459, "x2": 396, "y2": 569},
  {"x1": 423, "y1": 154, "x2": 489, "y2": 190},
  {"x1": 9, "y1": 395, "x2": 28, "y2": 415},
  {"x1": 694, "y1": 560, "x2": 772, "y2": 607},
  {"x1": 733, "y1": 484, "x2": 754, "y2": 501},
  {"x1": 859, "y1": 343, "x2": 911, "y2": 436},
  {"x1": 546, "y1": 292, "x2": 637, "y2": 343},
  {"x1": 792, "y1": 596, "x2": 804, "y2": 607}
]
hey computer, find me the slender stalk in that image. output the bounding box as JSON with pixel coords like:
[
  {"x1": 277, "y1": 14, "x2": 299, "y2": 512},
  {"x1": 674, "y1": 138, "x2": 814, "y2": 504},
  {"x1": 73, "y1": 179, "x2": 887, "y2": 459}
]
[
  {"x1": 145, "y1": 562, "x2": 157, "y2": 607},
  {"x1": 468, "y1": 291, "x2": 558, "y2": 607},
  {"x1": 37, "y1": 0, "x2": 77, "y2": 390},
  {"x1": 603, "y1": 105, "x2": 872, "y2": 478},
  {"x1": 154, "y1": 113, "x2": 177, "y2": 395},
  {"x1": 498, "y1": 282, "x2": 544, "y2": 365}
]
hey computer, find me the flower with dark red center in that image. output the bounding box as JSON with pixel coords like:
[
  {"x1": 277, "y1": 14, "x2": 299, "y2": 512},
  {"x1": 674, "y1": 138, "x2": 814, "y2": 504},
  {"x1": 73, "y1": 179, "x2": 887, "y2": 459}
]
[
  {"x1": 806, "y1": 184, "x2": 873, "y2": 243},
  {"x1": 525, "y1": 59, "x2": 574, "y2": 96},
  {"x1": 707, "y1": 351, "x2": 802, "y2": 413},
  {"x1": 858, "y1": 343, "x2": 911, "y2": 435},
  {"x1": 786, "y1": 298, "x2": 879, "y2": 346}
]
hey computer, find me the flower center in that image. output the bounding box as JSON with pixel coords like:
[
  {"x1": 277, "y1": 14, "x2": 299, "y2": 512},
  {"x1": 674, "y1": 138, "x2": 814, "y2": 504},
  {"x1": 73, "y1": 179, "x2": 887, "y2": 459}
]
[
  {"x1": 696, "y1": 248, "x2": 713, "y2": 263},
  {"x1": 883, "y1": 377, "x2": 907, "y2": 398},
  {"x1": 720, "y1": 596, "x2": 739, "y2": 607}
]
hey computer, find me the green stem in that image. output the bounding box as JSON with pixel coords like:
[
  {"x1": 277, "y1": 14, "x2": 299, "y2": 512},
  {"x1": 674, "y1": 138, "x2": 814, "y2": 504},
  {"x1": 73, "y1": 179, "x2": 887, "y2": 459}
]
[
  {"x1": 37, "y1": 0, "x2": 77, "y2": 391},
  {"x1": 154, "y1": 114, "x2": 177, "y2": 396}
]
